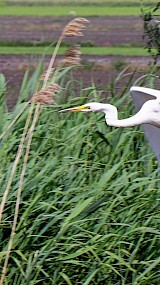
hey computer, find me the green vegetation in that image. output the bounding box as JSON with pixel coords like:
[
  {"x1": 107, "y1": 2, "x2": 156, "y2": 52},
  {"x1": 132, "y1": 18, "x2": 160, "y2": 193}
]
[
  {"x1": 142, "y1": 1, "x2": 160, "y2": 62},
  {"x1": 4, "y1": 0, "x2": 159, "y2": 6},
  {"x1": 0, "y1": 46, "x2": 149, "y2": 56},
  {"x1": 0, "y1": 14, "x2": 160, "y2": 284},
  {"x1": 0, "y1": 58, "x2": 160, "y2": 284},
  {"x1": 0, "y1": 6, "x2": 142, "y2": 16}
]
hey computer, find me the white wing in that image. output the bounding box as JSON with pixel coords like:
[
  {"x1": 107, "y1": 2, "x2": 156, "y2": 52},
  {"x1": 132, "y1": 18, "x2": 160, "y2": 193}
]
[{"x1": 130, "y1": 86, "x2": 160, "y2": 164}]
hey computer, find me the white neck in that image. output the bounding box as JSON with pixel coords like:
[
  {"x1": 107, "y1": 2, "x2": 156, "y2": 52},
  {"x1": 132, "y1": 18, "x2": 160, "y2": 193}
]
[
  {"x1": 104, "y1": 107, "x2": 157, "y2": 128},
  {"x1": 106, "y1": 113, "x2": 148, "y2": 127},
  {"x1": 93, "y1": 101, "x2": 160, "y2": 128}
]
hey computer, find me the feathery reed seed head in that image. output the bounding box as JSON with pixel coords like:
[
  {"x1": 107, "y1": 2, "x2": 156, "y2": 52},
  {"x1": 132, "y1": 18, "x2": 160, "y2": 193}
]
[
  {"x1": 64, "y1": 18, "x2": 89, "y2": 37},
  {"x1": 32, "y1": 83, "x2": 61, "y2": 105},
  {"x1": 61, "y1": 45, "x2": 81, "y2": 66},
  {"x1": 46, "y1": 83, "x2": 61, "y2": 94}
]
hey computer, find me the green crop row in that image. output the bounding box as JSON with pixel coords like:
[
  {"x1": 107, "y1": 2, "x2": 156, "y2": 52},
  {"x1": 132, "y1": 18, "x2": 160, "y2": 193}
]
[
  {"x1": 0, "y1": 46, "x2": 149, "y2": 56},
  {"x1": 0, "y1": 5, "x2": 143, "y2": 16},
  {"x1": 3, "y1": 0, "x2": 158, "y2": 6}
]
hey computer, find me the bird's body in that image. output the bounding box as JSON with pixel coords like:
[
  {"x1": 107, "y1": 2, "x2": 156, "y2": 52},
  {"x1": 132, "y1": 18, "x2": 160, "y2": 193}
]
[
  {"x1": 59, "y1": 86, "x2": 160, "y2": 164},
  {"x1": 106, "y1": 99, "x2": 160, "y2": 128},
  {"x1": 130, "y1": 86, "x2": 160, "y2": 164}
]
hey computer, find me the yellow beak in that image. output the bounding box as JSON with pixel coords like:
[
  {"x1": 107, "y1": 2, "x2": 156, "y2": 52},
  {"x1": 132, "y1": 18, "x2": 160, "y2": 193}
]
[{"x1": 59, "y1": 105, "x2": 88, "y2": 113}]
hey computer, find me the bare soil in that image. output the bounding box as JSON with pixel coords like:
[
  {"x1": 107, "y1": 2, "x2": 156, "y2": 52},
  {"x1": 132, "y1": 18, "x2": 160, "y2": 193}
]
[
  {"x1": 0, "y1": 15, "x2": 143, "y2": 46},
  {"x1": 0, "y1": 15, "x2": 156, "y2": 110}
]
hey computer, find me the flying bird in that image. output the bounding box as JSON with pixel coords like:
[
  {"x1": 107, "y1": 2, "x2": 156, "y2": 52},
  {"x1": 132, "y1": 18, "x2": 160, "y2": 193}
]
[{"x1": 59, "y1": 86, "x2": 160, "y2": 164}]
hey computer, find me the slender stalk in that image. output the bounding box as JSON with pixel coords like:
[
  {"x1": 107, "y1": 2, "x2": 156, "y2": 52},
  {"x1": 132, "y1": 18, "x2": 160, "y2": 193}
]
[
  {"x1": 0, "y1": 103, "x2": 33, "y2": 224},
  {"x1": 0, "y1": 104, "x2": 41, "y2": 285},
  {"x1": 0, "y1": 19, "x2": 74, "y2": 283},
  {"x1": 43, "y1": 33, "x2": 64, "y2": 88},
  {"x1": 0, "y1": 101, "x2": 30, "y2": 141}
]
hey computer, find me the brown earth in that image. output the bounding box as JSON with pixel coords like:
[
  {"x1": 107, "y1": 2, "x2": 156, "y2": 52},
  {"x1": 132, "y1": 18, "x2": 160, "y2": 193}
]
[
  {"x1": 0, "y1": 15, "x2": 143, "y2": 45},
  {"x1": 1, "y1": 54, "x2": 154, "y2": 110},
  {"x1": 0, "y1": 15, "x2": 157, "y2": 110}
]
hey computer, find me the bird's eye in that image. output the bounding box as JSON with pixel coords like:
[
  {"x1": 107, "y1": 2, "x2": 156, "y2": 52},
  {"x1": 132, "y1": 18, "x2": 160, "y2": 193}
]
[{"x1": 84, "y1": 106, "x2": 91, "y2": 110}]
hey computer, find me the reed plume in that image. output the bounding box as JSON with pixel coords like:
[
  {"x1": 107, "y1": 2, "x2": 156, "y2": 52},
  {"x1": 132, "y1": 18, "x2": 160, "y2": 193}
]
[
  {"x1": 61, "y1": 45, "x2": 81, "y2": 66},
  {"x1": 43, "y1": 17, "x2": 89, "y2": 86},
  {"x1": 32, "y1": 83, "x2": 61, "y2": 105},
  {"x1": 64, "y1": 17, "x2": 89, "y2": 37}
]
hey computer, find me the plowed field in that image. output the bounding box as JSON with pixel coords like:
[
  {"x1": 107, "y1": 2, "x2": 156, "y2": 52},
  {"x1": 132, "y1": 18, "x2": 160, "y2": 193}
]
[{"x1": 0, "y1": 15, "x2": 155, "y2": 109}]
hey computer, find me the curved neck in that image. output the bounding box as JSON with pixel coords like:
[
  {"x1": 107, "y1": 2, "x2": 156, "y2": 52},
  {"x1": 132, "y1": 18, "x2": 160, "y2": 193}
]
[
  {"x1": 105, "y1": 112, "x2": 148, "y2": 128},
  {"x1": 102, "y1": 99, "x2": 160, "y2": 128}
]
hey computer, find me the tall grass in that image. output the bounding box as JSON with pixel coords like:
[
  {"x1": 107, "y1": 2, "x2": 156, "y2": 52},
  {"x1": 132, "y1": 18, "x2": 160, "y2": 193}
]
[
  {"x1": 0, "y1": 66, "x2": 160, "y2": 284},
  {"x1": 0, "y1": 19, "x2": 160, "y2": 285}
]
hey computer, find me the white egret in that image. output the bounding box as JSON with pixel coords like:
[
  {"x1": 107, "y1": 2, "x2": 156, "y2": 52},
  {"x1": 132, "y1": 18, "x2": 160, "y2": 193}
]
[
  {"x1": 131, "y1": 86, "x2": 160, "y2": 164},
  {"x1": 59, "y1": 86, "x2": 160, "y2": 164}
]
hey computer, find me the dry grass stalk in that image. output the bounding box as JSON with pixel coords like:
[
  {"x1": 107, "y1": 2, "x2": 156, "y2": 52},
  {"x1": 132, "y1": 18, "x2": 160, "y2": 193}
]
[
  {"x1": 0, "y1": 17, "x2": 88, "y2": 223},
  {"x1": 0, "y1": 17, "x2": 89, "y2": 285},
  {"x1": 0, "y1": 102, "x2": 33, "y2": 225},
  {"x1": 0, "y1": 104, "x2": 41, "y2": 285},
  {"x1": 0, "y1": 103, "x2": 35, "y2": 285},
  {"x1": 39, "y1": 68, "x2": 55, "y2": 81}
]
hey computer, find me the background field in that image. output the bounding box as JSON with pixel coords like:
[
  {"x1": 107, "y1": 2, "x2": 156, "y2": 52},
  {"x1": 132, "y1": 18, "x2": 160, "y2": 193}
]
[
  {"x1": 0, "y1": 6, "x2": 144, "y2": 16},
  {"x1": 1, "y1": 14, "x2": 151, "y2": 110},
  {"x1": 4, "y1": 0, "x2": 158, "y2": 5},
  {"x1": 0, "y1": 1, "x2": 155, "y2": 110}
]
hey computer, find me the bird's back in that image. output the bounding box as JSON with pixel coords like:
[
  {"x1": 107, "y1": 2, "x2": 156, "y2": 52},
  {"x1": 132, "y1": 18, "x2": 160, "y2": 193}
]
[{"x1": 130, "y1": 86, "x2": 160, "y2": 164}]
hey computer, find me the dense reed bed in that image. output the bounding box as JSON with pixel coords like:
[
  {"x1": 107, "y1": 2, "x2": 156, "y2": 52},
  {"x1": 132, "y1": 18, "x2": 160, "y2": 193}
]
[{"x1": 0, "y1": 17, "x2": 160, "y2": 285}]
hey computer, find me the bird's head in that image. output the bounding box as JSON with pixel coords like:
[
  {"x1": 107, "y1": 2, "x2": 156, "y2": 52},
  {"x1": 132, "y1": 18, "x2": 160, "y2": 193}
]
[
  {"x1": 59, "y1": 102, "x2": 102, "y2": 113},
  {"x1": 59, "y1": 102, "x2": 117, "y2": 118}
]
